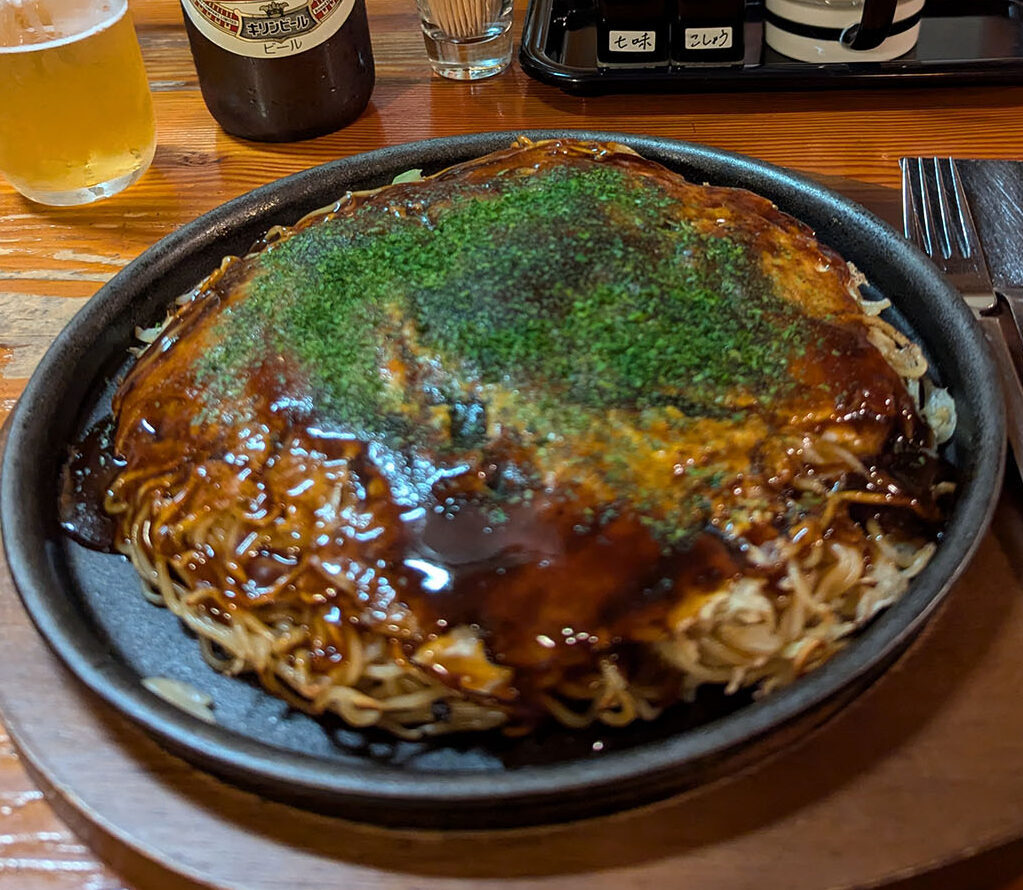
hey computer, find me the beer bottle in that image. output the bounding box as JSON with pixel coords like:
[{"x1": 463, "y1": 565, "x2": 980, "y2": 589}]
[{"x1": 180, "y1": 0, "x2": 375, "y2": 142}]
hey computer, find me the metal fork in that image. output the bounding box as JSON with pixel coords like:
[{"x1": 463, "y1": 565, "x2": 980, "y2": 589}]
[
  {"x1": 901, "y1": 155, "x2": 1023, "y2": 478},
  {"x1": 901, "y1": 157, "x2": 997, "y2": 316}
]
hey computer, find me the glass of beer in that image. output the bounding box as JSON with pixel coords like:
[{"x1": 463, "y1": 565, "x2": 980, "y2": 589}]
[{"x1": 0, "y1": 0, "x2": 156, "y2": 206}]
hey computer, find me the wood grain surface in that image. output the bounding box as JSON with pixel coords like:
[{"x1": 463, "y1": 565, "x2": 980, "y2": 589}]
[{"x1": 2, "y1": 1, "x2": 1023, "y2": 886}]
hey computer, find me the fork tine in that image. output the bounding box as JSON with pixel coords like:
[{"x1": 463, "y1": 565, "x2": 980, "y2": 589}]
[
  {"x1": 928, "y1": 156, "x2": 988, "y2": 269},
  {"x1": 920, "y1": 158, "x2": 945, "y2": 259},
  {"x1": 945, "y1": 157, "x2": 985, "y2": 265},
  {"x1": 900, "y1": 157, "x2": 927, "y2": 251},
  {"x1": 901, "y1": 157, "x2": 942, "y2": 258},
  {"x1": 933, "y1": 157, "x2": 962, "y2": 260},
  {"x1": 900, "y1": 158, "x2": 920, "y2": 246}
]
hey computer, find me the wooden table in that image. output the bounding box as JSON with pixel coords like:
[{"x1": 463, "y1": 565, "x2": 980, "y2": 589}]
[{"x1": 3, "y1": 1, "x2": 1023, "y2": 886}]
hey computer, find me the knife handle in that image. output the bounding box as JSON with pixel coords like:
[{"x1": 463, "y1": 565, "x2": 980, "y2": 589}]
[
  {"x1": 978, "y1": 314, "x2": 1022, "y2": 481},
  {"x1": 996, "y1": 286, "x2": 1023, "y2": 380}
]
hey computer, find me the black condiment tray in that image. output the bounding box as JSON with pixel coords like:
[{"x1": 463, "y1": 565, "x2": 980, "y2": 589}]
[{"x1": 519, "y1": 0, "x2": 1023, "y2": 94}]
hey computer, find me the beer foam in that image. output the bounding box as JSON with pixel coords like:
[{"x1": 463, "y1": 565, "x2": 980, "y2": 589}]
[{"x1": 0, "y1": 0, "x2": 125, "y2": 53}]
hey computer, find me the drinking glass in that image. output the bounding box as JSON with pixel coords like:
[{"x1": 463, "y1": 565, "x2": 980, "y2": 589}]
[
  {"x1": 415, "y1": 0, "x2": 514, "y2": 81},
  {"x1": 0, "y1": 0, "x2": 156, "y2": 206}
]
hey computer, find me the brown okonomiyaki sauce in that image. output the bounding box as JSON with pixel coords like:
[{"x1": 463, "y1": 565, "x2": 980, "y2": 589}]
[
  {"x1": 60, "y1": 139, "x2": 955, "y2": 731},
  {"x1": 60, "y1": 416, "x2": 123, "y2": 551}
]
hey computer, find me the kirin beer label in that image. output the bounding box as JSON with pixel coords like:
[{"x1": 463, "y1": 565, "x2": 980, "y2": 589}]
[{"x1": 182, "y1": 0, "x2": 355, "y2": 58}]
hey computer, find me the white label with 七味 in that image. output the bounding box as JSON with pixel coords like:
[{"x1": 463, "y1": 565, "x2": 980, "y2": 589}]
[
  {"x1": 608, "y1": 30, "x2": 657, "y2": 53},
  {"x1": 182, "y1": 0, "x2": 355, "y2": 59}
]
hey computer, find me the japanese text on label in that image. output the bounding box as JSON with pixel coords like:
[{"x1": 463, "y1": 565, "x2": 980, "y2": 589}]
[
  {"x1": 608, "y1": 30, "x2": 656, "y2": 53},
  {"x1": 684, "y1": 27, "x2": 733, "y2": 50}
]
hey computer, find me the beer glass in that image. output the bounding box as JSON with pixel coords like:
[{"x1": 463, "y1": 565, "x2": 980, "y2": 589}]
[{"x1": 0, "y1": 0, "x2": 156, "y2": 206}]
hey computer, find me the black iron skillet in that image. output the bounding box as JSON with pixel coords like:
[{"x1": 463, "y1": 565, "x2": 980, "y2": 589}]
[{"x1": 0, "y1": 130, "x2": 1003, "y2": 828}]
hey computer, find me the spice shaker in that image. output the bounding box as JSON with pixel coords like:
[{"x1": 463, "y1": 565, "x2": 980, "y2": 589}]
[
  {"x1": 596, "y1": 0, "x2": 672, "y2": 67},
  {"x1": 674, "y1": 0, "x2": 746, "y2": 64}
]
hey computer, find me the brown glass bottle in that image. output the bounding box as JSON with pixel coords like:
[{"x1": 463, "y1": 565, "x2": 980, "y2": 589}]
[{"x1": 181, "y1": 0, "x2": 374, "y2": 142}]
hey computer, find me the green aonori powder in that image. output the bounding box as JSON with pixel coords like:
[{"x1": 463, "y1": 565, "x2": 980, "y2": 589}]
[{"x1": 196, "y1": 163, "x2": 813, "y2": 440}]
